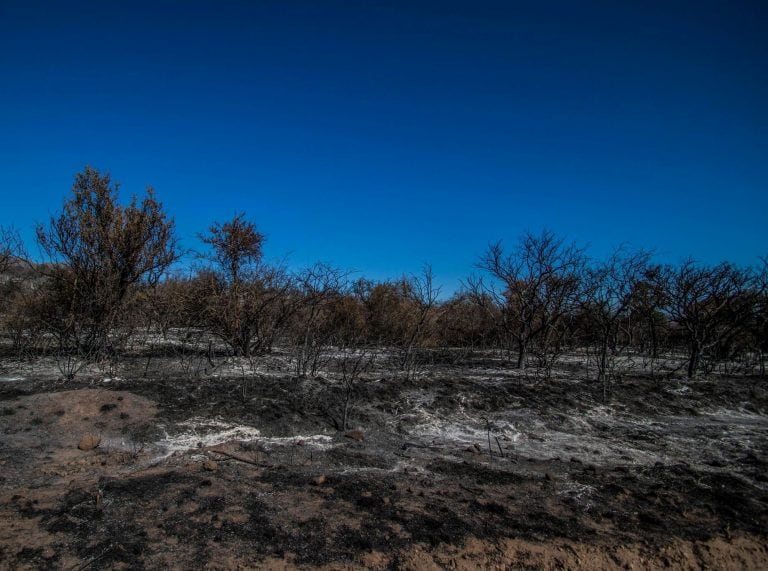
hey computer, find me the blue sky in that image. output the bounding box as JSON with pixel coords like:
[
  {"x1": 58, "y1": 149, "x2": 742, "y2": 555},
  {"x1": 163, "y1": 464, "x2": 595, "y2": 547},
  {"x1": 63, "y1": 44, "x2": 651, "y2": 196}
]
[{"x1": 1, "y1": 1, "x2": 766, "y2": 293}]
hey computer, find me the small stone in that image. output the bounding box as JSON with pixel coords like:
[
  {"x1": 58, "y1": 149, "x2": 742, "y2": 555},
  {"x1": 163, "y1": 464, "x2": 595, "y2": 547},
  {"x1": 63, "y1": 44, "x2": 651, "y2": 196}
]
[
  {"x1": 202, "y1": 460, "x2": 218, "y2": 472},
  {"x1": 344, "y1": 430, "x2": 365, "y2": 442},
  {"x1": 312, "y1": 475, "x2": 327, "y2": 486},
  {"x1": 77, "y1": 434, "x2": 101, "y2": 451}
]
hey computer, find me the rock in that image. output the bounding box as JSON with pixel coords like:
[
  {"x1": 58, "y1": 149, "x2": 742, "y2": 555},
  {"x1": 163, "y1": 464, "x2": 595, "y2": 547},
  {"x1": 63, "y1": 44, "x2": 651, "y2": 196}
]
[
  {"x1": 202, "y1": 460, "x2": 218, "y2": 472},
  {"x1": 77, "y1": 434, "x2": 101, "y2": 451},
  {"x1": 344, "y1": 430, "x2": 365, "y2": 442},
  {"x1": 312, "y1": 475, "x2": 327, "y2": 486}
]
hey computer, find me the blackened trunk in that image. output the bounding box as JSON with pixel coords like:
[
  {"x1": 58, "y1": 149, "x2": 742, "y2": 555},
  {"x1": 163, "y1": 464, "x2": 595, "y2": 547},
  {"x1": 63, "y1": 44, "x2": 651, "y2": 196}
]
[
  {"x1": 598, "y1": 337, "x2": 608, "y2": 382},
  {"x1": 516, "y1": 339, "x2": 526, "y2": 369},
  {"x1": 687, "y1": 344, "x2": 700, "y2": 379}
]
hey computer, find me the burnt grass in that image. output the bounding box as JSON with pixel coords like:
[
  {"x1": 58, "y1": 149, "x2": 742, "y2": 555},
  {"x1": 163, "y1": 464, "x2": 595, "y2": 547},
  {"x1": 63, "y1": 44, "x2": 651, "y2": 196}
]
[
  {"x1": 16, "y1": 459, "x2": 766, "y2": 568},
  {"x1": 1, "y1": 353, "x2": 768, "y2": 568}
]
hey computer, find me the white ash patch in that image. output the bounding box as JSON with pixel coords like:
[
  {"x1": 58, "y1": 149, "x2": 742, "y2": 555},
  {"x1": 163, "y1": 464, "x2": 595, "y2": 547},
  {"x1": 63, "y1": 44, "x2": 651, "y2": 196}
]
[
  {"x1": 415, "y1": 419, "x2": 521, "y2": 447},
  {"x1": 155, "y1": 417, "x2": 335, "y2": 458},
  {"x1": 158, "y1": 418, "x2": 263, "y2": 454},
  {"x1": 510, "y1": 415, "x2": 663, "y2": 466},
  {"x1": 665, "y1": 384, "x2": 693, "y2": 395},
  {"x1": 407, "y1": 403, "x2": 667, "y2": 466},
  {"x1": 698, "y1": 408, "x2": 766, "y2": 421},
  {"x1": 557, "y1": 480, "x2": 597, "y2": 511},
  {"x1": 408, "y1": 401, "x2": 521, "y2": 448},
  {"x1": 254, "y1": 434, "x2": 334, "y2": 450},
  {"x1": 100, "y1": 435, "x2": 147, "y2": 453},
  {"x1": 402, "y1": 395, "x2": 765, "y2": 470}
]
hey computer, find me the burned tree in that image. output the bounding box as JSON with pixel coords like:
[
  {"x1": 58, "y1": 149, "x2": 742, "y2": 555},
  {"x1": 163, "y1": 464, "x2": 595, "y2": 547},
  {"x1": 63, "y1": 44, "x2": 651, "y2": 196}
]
[
  {"x1": 398, "y1": 265, "x2": 441, "y2": 377},
  {"x1": 198, "y1": 214, "x2": 295, "y2": 358},
  {"x1": 355, "y1": 267, "x2": 440, "y2": 376},
  {"x1": 324, "y1": 292, "x2": 375, "y2": 431},
  {"x1": 582, "y1": 248, "x2": 651, "y2": 395},
  {"x1": 628, "y1": 265, "x2": 669, "y2": 362},
  {"x1": 662, "y1": 259, "x2": 761, "y2": 378},
  {"x1": 0, "y1": 226, "x2": 27, "y2": 354},
  {"x1": 35, "y1": 167, "x2": 178, "y2": 376},
  {"x1": 751, "y1": 258, "x2": 768, "y2": 376},
  {"x1": 290, "y1": 263, "x2": 346, "y2": 377},
  {"x1": 0, "y1": 226, "x2": 23, "y2": 276},
  {"x1": 200, "y1": 213, "x2": 264, "y2": 288},
  {"x1": 473, "y1": 230, "x2": 586, "y2": 372},
  {"x1": 433, "y1": 292, "x2": 499, "y2": 355}
]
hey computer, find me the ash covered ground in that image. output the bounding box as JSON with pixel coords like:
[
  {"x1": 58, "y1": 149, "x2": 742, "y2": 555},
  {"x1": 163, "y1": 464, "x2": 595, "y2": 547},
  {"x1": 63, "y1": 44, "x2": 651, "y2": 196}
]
[{"x1": 1, "y1": 349, "x2": 767, "y2": 569}]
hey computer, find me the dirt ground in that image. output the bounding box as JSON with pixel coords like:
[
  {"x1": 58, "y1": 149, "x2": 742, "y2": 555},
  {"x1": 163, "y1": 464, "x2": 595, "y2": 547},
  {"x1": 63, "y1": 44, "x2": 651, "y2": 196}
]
[{"x1": 1, "y1": 351, "x2": 767, "y2": 570}]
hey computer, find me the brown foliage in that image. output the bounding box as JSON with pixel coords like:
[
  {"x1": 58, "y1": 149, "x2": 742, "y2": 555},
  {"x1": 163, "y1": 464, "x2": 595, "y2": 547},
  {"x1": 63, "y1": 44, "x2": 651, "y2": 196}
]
[{"x1": 33, "y1": 167, "x2": 178, "y2": 373}]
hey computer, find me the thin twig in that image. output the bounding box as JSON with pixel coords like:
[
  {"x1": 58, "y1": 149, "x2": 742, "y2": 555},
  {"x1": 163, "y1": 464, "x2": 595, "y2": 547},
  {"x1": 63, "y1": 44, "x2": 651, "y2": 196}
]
[
  {"x1": 208, "y1": 449, "x2": 272, "y2": 467},
  {"x1": 494, "y1": 436, "x2": 505, "y2": 458},
  {"x1": 72, "y1": 543, "x2": 114, "y2": 571}
]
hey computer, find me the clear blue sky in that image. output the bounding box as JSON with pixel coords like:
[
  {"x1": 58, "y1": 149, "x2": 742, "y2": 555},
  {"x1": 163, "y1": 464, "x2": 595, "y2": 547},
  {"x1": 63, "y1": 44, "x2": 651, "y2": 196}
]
[{"x1": 1, "y1": 1, "x2": 766, "y2": 293}]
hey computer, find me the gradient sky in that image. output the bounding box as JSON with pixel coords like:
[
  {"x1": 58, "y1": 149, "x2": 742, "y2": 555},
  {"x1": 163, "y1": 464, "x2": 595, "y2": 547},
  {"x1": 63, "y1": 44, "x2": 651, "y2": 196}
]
[{"x1": 1, "y1": 1, "x2": 766, "y2": 293}]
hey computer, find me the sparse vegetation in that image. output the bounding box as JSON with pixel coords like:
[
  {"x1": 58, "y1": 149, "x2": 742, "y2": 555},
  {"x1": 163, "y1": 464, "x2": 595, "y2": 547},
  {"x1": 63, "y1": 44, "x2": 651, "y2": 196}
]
[
  {"x1": 1, "y1": 169, "x2": 767, "y2": 569},
  {"x1": 0, "y1": 169, "x2": 766, "y2": 383},
  {"x1": 29, "y1": 167, "x2": 178, "y2": 377}
]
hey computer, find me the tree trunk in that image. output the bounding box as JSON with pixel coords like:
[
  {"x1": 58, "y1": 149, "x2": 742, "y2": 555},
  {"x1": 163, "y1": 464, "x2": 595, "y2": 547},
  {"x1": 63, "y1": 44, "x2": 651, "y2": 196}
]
[
  {"x1": 650, "y1": 322, "x2": 658, "y2": 360},
  {"x1": 687, "y1": 343, "x2": 700, "y2": 379},
  {"x1": 598, "y1": 337, "x2": 608, "y2": 383},
  {"x1": 516, "y1": 339, "x2": 526, "y2": 369},
  {"x1": 342, "y1": 388, "x2": 351, "y2": 431}
]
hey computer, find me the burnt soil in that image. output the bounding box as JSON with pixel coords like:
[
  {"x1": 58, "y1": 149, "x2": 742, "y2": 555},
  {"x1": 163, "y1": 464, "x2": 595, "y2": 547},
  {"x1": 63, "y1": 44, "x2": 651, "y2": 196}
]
[{"x1": 1, "y1": 353, "x2": 767, "y2": 569}]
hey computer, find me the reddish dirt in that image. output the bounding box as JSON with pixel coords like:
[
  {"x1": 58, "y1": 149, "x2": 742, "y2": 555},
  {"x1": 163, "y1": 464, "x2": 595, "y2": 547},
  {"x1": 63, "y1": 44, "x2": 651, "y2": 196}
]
[{"x1": 1, "y1": 369, "x2": 767, "y2": 569}]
